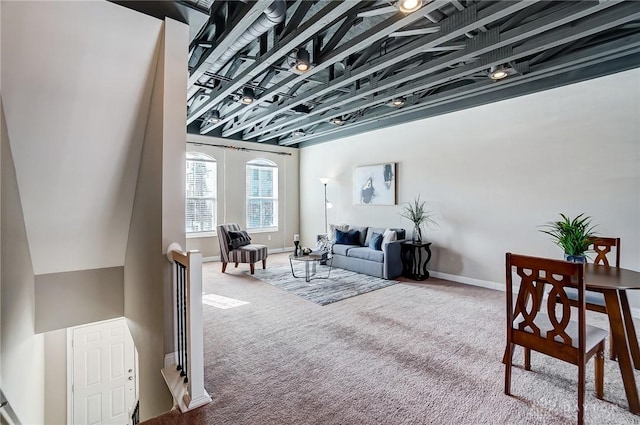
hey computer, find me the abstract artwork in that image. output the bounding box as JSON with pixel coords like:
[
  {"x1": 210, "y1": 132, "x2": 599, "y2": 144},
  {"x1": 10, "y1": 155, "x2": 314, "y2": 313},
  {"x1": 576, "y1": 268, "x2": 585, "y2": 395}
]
[{"x1": 353, "y1": 163, "x2": 396, "y2": 205}]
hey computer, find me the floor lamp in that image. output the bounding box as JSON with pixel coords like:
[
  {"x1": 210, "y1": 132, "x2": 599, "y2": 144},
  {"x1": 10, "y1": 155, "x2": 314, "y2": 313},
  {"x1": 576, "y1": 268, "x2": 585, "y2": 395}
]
[{"x1": 320, "y1": 177, "x2": 332, "y2": 235}]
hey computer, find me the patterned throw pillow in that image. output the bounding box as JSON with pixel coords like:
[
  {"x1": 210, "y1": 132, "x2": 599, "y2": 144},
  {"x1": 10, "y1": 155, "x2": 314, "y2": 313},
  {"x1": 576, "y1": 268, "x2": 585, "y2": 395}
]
[
  {"x1": 329, "y1": 223, "x2": 349, "y2": 242},
  {"x1": 382, "y1": 229, "x2": 397, "y2": 246},
  {"x1": 228, "y1": 230, "x2": 251, "y2": 249}
]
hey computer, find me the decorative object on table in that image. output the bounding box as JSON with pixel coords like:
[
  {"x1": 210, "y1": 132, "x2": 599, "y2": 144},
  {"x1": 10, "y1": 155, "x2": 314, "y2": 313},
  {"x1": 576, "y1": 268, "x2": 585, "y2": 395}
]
[
  {"x1": 293, "y1": 234, "x2": 300, "y2": 257},
  {"x1": 319, "y1": 177, "x2": 333, "y2": 234},
  {"x1": 353, "y1": 163, "x2": 396, "y2": 205},
  {"x1": 399, "y1": 195, "x2": 437, "y2": 243},
  {"x1": 302, "y1": 247, "x2": 312, "y2": 255},
  {"x1": 539, "y1": 213, "x2": 597, "y2": 263}
]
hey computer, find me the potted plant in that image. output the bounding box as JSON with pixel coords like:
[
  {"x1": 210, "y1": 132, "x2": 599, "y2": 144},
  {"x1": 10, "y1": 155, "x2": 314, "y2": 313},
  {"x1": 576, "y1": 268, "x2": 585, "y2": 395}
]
[
  {"x1": 399, "y1": 196, "x2": 437, "y2": 243},
  {"x1": 539, "y1": 213, "x2": 597, "y2": 262}
]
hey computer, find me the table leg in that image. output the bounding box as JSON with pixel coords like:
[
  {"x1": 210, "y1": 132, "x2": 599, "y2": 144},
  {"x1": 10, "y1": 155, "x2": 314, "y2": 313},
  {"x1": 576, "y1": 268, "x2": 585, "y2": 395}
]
[
  {"x1": 305, "y1": 261, "x2": 310, "y2": 282},
  {"x1": 620, "y1": 290, "x2": 640, "y2": 370},
  {"x1": 422, "y1": 245, "x2": 431, "y2": 279},
  {"x1": 416, "y1": 247, "x2": 422, "y2": 277},
  {"x1": 603, "y1": 289, "x2": 640, "y2": 414}
]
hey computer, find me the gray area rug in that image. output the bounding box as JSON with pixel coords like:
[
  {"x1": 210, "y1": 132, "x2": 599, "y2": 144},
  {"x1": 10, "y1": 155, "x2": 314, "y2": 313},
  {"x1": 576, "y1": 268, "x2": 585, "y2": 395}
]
[{"x1": 249, "y1": 264, "x2": 397, "y2": 305}]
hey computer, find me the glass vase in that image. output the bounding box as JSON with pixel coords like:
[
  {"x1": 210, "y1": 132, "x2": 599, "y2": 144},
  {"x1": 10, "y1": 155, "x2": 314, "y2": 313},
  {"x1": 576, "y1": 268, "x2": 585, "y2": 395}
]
[{"x1": 412, "y1": 225, "x2": 422, "y2": 243}]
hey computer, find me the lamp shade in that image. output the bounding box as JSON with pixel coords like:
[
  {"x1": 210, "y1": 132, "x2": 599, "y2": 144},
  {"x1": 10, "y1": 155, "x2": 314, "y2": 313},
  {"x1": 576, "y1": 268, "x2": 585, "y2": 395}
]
[{"x1": 319, "y1": 177, "x2": 329, "y2": 184}]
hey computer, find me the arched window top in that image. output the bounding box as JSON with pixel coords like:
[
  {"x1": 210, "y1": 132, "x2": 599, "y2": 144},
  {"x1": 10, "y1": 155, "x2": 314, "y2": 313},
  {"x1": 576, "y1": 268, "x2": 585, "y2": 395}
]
[
  {"x1": 247, "y1": 158, "x2": 276, "y2": 167},
  {"x1": 187, "y1": 152, "x2": 216, "y2": 162}
]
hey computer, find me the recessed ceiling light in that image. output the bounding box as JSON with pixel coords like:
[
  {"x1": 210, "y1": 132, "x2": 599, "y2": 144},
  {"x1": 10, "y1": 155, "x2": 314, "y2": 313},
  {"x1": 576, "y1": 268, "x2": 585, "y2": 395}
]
[
  {"x1": 391, "y1": 97, "x2": 406, "y2": 107},
  {"x1": 241, "y1": 87, "x2": 255, "y2": 104},
  {"x1": 489, "y1": 65, "x2": 511, "y2": 81},
  {"x1": 398, "y1": 0, "x2": 423, "y2": 14}
]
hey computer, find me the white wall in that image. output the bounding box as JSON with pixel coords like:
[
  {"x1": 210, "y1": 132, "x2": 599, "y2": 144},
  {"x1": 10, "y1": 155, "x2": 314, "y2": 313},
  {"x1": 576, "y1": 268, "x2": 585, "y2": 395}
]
[
  {"x1": 1, "y1": 1, "x2": 161, "y2": 275},
  {"x1": 186, "y1": 135, "x2": 300, "y2": 259},
  {"x1": 300, "y1": 69, "x2": 640, "y2": 303},
  {"x1": 1, "y1": 102, "x2": 45, "y2": 425}
]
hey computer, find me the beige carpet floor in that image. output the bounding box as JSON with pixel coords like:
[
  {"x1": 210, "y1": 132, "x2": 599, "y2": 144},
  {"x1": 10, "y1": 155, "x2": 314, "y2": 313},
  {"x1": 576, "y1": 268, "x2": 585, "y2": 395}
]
[{"x1": 143, "y1": 253, "x2": 640, "y2": 425}]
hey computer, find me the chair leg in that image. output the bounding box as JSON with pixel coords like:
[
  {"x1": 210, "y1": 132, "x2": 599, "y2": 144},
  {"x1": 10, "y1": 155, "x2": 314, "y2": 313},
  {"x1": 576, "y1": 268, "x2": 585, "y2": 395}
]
[
  {"x1": 221, "y1": 262, "x2": 227, "y2": 273},
  {"x1": 524, "y1": 348, "x2": 531, "y2": 371},
  {"x1": 505, "y1": 343, "x2": 513, "y2": 395},
  {"x1": 578, "y1": 360, "x2": 586, "y2": 425},
  {"x1": 250, "y1": 263, "x2": 255, "y2": 274},
  {"x1": 262, "y1": 258, "x2": 266, "y2": 269},
  {"x1": 595, "y1": 341, "x2": 605, "y2": 399}
]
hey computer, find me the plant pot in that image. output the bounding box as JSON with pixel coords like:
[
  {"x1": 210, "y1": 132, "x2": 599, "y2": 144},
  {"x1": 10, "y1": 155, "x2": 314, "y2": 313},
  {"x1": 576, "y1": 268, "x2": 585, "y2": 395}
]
[{"x1": 565, "y1": 253, "x2": 586, "y2": 263}]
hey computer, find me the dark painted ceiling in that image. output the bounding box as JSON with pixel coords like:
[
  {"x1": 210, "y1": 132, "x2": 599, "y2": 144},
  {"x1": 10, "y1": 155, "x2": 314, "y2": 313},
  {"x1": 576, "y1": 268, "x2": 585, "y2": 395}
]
[{"x1": 150, "y1": 1, "x2": 640, "y2": 147}]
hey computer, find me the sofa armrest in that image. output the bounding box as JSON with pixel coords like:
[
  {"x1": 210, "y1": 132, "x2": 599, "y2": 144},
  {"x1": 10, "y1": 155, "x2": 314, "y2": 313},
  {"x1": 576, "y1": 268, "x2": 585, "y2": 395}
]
[{"x1": 382, "y1": 239, "x2": 406, "y2": 279}]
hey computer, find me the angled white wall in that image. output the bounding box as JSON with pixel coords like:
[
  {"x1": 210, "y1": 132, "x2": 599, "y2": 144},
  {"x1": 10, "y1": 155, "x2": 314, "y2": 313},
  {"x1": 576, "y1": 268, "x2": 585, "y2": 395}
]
[
  {"x1": 300, "y1": 68, "x2": 640, "y2": 305},
  {"x1": 1, "y1": 1, "x2": 162, "y2": 275}
]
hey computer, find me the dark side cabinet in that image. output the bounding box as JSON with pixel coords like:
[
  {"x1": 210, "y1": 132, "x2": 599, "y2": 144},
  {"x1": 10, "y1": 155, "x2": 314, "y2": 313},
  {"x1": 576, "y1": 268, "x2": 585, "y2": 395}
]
[{"x1": 401, "y1": 241, "x2": 432, "y2": 281}]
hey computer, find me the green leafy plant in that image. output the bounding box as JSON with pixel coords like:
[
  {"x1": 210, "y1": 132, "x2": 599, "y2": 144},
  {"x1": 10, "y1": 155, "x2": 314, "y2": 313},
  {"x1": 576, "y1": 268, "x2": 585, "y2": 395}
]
[
  {"x1": 399, "y1": 196, "x2": 437, "y2": 228},
  {"x1": 539, "y1": 213, "x2": 597, "y2": 256}
]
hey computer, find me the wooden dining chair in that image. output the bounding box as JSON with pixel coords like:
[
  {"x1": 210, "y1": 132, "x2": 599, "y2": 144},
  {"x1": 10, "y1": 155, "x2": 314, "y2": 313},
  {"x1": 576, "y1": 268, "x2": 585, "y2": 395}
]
[
  {"x1": 505, "y1": 253, "x2": 607, "y2": 425},
  {"x1": 564, "y1": 237, "x2": 620, "y2": 359}
]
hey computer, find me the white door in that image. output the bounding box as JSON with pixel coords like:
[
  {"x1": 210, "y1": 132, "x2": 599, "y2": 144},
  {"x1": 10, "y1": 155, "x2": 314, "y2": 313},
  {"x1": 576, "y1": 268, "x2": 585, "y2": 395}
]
[{"x1": 71, "y1": 318, "x2": 136, "y2": 425}]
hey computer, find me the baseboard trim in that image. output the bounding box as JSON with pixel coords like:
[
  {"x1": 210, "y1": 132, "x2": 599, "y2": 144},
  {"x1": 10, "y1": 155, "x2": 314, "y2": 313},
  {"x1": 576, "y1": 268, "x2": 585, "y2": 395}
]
[
  {"x1": 430, "y1": 271, "x2": 640, "y2": 319},
  {"x1": 202, "y1": 246, "x2": 294, "y2": 263},
  {"x1": 430, "y1": 271, "x2": 503, "y2": 292}
]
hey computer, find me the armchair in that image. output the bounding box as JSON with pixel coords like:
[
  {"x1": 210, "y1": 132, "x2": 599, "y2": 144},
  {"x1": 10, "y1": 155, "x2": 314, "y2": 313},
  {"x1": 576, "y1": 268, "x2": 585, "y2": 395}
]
[{"x1": 217, "y1": 224, "x2": 268, "y2": 275}]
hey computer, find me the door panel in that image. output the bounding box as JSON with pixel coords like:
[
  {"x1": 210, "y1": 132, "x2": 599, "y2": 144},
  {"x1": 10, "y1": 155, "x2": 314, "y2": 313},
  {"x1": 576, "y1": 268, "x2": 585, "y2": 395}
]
[{"x1": 72, "y1": 318, "x2": 135, "y2": 425}]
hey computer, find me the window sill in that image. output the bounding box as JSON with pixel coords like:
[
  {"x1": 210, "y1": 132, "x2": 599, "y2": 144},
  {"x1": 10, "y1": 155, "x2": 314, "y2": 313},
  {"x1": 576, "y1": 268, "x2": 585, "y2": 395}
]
[
  {"x1": 186, "y1": 231, "x2": 217, "y2": 239},
  {"x1": 247, "y1": 227, "x2": 279, "y2": 234}
]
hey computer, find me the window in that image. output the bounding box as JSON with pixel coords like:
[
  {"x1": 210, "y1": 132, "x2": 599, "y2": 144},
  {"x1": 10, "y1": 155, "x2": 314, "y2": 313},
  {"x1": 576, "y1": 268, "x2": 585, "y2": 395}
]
[
  {"x1": 186, "y1": 152, "x2": 216, "y2": 234},
  {"x1": 246, "y1": 158, "x2": 278, "y2": 230}
]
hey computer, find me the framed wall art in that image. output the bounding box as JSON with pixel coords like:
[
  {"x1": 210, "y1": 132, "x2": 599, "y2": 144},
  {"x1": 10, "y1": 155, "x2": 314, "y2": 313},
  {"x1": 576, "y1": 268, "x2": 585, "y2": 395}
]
[{"x1": 353, "y1": 163, "x2": 396, "y2": 205}]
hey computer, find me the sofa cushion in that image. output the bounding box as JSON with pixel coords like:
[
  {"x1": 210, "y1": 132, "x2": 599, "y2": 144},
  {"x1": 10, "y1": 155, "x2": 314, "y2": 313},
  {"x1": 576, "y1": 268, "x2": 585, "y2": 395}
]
[
  {"x1": 228, "y1": 230, "x2": 251, "y2": 249},
  {"x1": 329, "y1": 223, "x2": 349, "y2": 242},
  {"x1": 364, "y1": 227, "x2": 386, "y2": 246},
  {"x1": 332, "y1": 244, "x2": 360, "y2": 256},
  {"x1": 347, "y1": 247, "x2": 384, "y2": 262},
  {"x1": 349, "y1": 225, "x2": 368, "y2": 246},
  {"x1": 336, "y1": 229, "x2": 360, "y2": 245},
  {"x1": 369, "y1": 232, "x2": 383, "y2": 251},
  {"x1": 382, "y1": 229, "x2": 397, "y2": 246}
]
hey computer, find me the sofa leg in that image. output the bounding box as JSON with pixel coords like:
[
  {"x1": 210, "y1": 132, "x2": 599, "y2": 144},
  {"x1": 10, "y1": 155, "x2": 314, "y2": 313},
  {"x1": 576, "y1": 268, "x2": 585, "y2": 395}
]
[
  {"x1": 250, "y1": 263, "x2": 255, "y2": 274},
  {"x1": 221, "y1": 262, "x2": 227, "y2": 273},
  {"x1": 262, "y1": 259, "x2": 266, "y2": 269},
  {"x1": 235, "y1": 262, "x2": 239, "y2": 268}
]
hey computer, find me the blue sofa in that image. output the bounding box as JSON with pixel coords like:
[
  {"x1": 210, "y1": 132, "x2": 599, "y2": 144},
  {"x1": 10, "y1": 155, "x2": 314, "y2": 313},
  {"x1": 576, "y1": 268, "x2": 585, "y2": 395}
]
[{"x1": 331, "y1": 225, "x2": 406, "y2": 279}]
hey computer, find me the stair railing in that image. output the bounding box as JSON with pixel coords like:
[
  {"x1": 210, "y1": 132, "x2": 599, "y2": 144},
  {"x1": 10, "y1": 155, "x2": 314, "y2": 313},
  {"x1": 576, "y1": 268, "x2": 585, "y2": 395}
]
[{"x1": 163, "y1": 243, "x2": 211, "y2": 412}]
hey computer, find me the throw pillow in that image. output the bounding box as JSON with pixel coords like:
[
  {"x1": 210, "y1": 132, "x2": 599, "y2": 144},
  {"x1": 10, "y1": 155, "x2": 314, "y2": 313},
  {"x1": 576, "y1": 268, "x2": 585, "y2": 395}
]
[
  {"x1": 329, "y1": 223, "x2": 349, "y2": 242},
  {"x1": 335, "y1": 229, "x2": 360, "y2": 245},
  {"x1": 369, "y1": 232, "x2": 383, "y2": 251},
  {"x1": 228, "y1": 230, "x2": 251, "y2": 249},
  {"x1": 382, "y1": 229, "x2": 397, "y2": 246}
]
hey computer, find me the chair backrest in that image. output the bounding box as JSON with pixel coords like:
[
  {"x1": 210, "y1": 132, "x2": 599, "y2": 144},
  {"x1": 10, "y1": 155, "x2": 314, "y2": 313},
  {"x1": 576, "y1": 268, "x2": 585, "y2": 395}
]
[
  {"x1": 588, "y1": 237, "x2": 620, "y2": 267},
  {"x1": 506, "y1": 253, "x2": 586, "y2": 361},
  {"x1": 217, "y1": 223, "x2": 243, "y2": 263}
]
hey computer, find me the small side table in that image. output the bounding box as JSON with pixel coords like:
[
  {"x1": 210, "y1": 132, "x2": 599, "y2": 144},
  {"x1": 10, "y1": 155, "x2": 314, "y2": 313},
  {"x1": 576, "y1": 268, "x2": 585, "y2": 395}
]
[{"x1": 401, "y1": 241, "x2": 432, "y2": 281}]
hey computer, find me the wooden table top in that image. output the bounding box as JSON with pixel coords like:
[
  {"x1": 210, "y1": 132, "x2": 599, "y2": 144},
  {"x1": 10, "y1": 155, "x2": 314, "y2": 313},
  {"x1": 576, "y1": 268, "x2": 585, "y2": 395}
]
[{"x1": 585, "y1": 264, "x2": 640, "y2": 291}]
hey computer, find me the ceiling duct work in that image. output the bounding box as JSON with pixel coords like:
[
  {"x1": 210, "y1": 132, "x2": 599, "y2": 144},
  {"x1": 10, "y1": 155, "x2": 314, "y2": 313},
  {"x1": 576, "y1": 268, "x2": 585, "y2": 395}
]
[{"x1": 196, "y1": 0, "x2": 286, "y2": 85}]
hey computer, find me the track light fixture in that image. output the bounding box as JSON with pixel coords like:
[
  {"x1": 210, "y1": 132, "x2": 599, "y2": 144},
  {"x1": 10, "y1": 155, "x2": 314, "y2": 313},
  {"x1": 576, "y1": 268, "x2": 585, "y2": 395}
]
[
  {"x1": 391, "y1": 97, "x2": 406, "y2": 107},
  {"x1": 489, "y1": 64, "x2": 513, "y2": 81},
  {"x1": 205, "y1": 110, "x2": 221, "y2": 124},
  {"x1": 292, "y1": 129, "x2": 306, "y2": 137},
  {"x1": 398, "y1": 0, "x2": 423, "y2": 14},
  {"x1": 241, "y1": 87, "x2": 255, "y2": 104},
  {"x1": 294, "y1": 48, "x2": 311, "y2": 73},
  {"x1": 330, "y1": 117, "x2": 344, "y2": 125}
]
